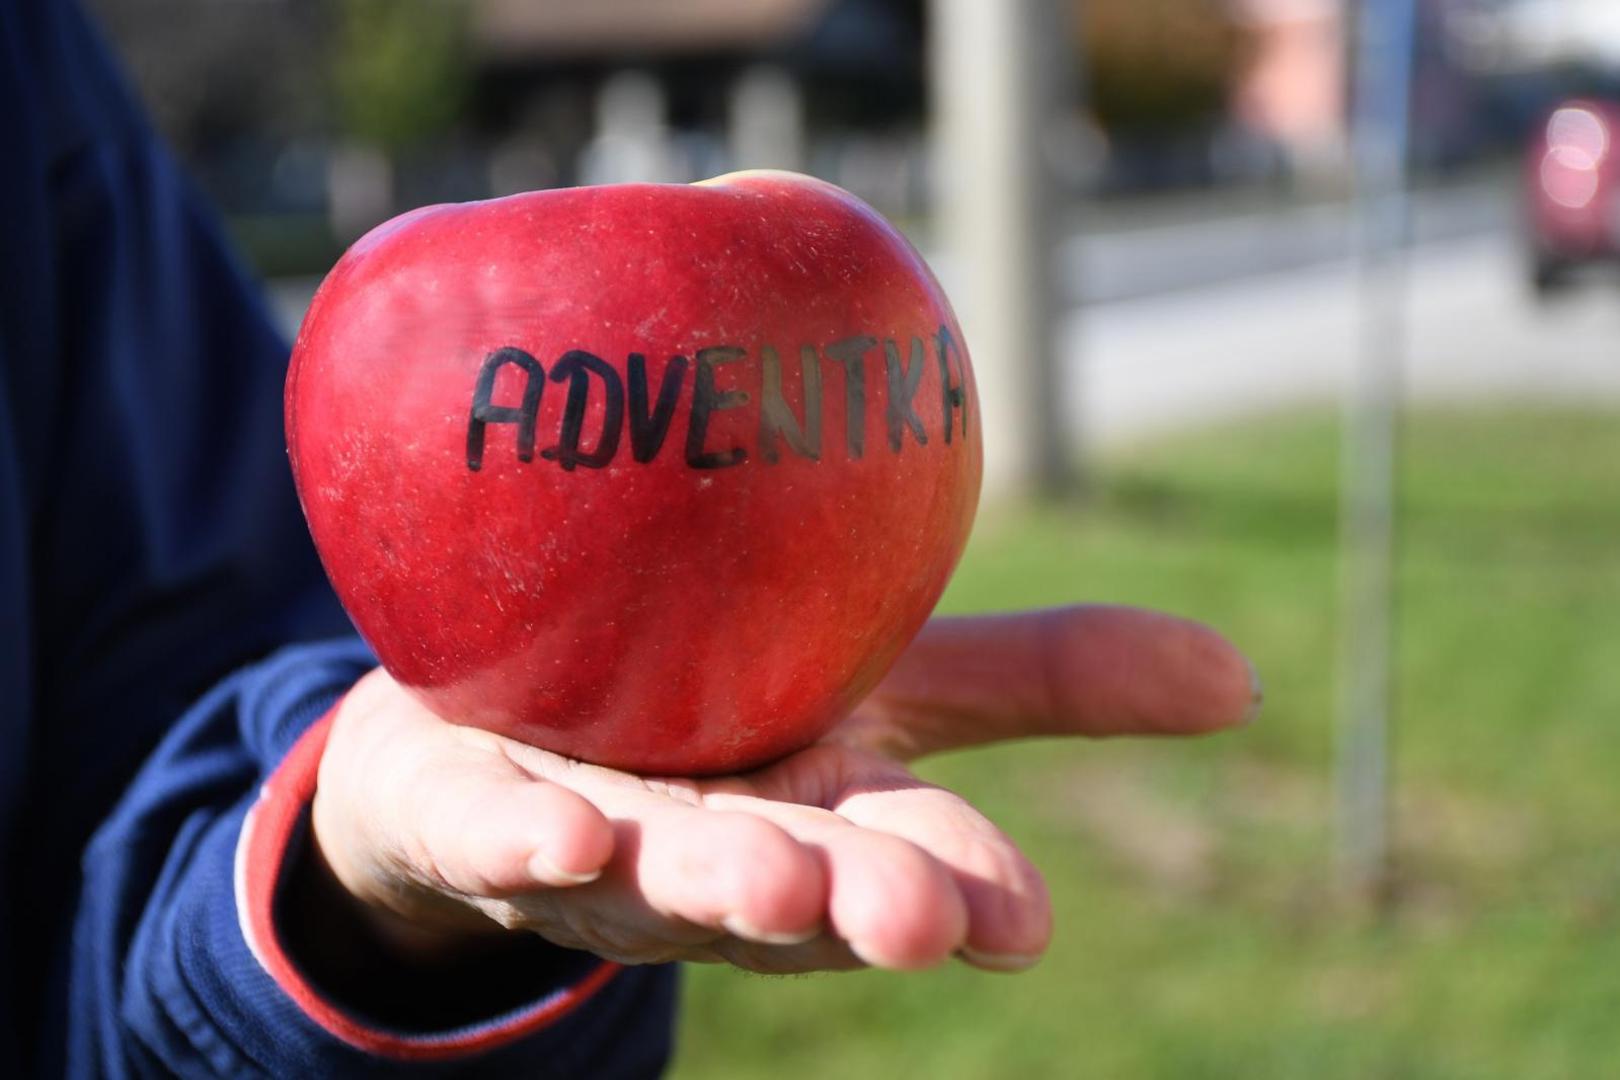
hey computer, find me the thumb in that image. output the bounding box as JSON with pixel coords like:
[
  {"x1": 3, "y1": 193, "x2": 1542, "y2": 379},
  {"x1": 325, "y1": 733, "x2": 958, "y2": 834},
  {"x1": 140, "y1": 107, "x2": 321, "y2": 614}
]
[{"x1": 845, "y1": 606, "x2": 1261, "y2": 761}]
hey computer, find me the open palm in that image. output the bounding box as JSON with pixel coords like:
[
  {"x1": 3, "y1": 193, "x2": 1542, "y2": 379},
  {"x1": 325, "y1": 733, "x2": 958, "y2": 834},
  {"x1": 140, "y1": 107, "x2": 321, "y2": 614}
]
[{"x1": 312, "y1": 606, "x2": 1259, "y2": 974}]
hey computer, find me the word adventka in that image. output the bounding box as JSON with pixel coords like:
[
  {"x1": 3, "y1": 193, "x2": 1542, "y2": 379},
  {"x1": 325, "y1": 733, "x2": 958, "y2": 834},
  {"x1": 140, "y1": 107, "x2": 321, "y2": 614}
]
[{"x1": 466, "y1": 326, "x2": 969, "y2": 472}]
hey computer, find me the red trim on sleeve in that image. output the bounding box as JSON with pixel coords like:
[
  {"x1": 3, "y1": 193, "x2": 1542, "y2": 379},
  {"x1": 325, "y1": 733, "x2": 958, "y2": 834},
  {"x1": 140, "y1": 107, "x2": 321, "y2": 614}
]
[{"x1": 233, "y1": 706, "x2": 622, "y2": 1061}]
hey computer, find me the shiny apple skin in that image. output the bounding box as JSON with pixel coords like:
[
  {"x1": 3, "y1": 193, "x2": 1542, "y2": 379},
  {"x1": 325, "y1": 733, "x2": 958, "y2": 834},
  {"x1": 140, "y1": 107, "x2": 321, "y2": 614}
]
[{"x1": 286, "y1": 172, "x2": 981, "y2": 775}]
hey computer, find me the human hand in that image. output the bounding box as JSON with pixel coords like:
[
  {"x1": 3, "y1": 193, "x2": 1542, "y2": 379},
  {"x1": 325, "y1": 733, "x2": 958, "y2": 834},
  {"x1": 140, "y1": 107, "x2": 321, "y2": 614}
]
[{"x1": 310, "y1": 606, "x2": 1258, "y2": 974}]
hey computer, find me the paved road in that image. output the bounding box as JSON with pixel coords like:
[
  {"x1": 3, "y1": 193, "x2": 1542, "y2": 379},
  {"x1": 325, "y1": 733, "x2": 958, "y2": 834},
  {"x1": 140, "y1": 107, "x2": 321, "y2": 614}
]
[
  {"x1": 1059, "y1": 179, "x2": 1507, "y2": 305},
  {"x1": 1068, "y1": 230, "x2": 1620, "y2": 449}
]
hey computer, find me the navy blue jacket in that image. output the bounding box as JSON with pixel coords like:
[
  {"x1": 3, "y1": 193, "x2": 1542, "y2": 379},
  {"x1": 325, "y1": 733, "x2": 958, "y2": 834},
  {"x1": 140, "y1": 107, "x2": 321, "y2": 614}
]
[{"x1": 0, "y1": 2, "x2": 675, "y2": 1074}]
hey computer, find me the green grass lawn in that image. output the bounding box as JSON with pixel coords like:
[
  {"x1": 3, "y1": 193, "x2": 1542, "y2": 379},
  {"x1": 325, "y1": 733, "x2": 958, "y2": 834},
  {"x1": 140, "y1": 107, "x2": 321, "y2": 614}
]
[{"x1": 670, "y1": 408, "x2": 1620, "y2": 1080}]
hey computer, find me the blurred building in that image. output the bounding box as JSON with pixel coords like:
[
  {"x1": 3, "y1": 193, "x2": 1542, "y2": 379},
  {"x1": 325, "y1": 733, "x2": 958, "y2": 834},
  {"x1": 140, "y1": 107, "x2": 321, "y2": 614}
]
[
  {"x1": 88, "y1": 0, "x2": 1606, "y2": 274},
  {"x1": 90, "y1": 0, "x2": 941, "y2": 262},
  {"x1": 469, "y1": 0, "x2": 927, "y2": 204}
]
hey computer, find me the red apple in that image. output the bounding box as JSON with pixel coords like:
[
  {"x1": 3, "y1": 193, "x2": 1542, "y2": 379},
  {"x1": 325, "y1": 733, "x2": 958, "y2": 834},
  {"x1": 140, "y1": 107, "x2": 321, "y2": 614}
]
[{"x1": 286, "y1": 171, "x2": 981, "y2": 774}]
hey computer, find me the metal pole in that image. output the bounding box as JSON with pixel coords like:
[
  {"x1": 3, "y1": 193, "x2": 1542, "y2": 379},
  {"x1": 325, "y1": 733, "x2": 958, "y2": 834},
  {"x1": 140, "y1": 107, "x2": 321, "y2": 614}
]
[
  {"x1": 930, "y1": 0, "x2": 1074, "y2": 497},
  {"x1": 1338, "y1": 0, "x2": 1417, "y2": 904}
]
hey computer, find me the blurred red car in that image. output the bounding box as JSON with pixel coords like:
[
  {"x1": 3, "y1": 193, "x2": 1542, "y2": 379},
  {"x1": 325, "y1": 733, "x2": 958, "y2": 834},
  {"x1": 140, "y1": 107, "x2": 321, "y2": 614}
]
[{"x1": 1525, "y1": 99, "x2": 1620, "y2": 292}]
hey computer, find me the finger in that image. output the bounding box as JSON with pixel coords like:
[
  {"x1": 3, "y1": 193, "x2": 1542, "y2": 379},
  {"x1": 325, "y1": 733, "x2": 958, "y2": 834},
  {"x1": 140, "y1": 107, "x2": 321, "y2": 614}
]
[
  {"x1": 483, "y1": 742, "x2": 833, "y2": 950},
  {"x1": 407, "y1": 765, "x2": 616, "y2": 896},
  {"x1": 849, "y1": 605, "x2": 1261, "y2": 759},
  {"x1": 698, "y1": 789, "x2": 969, "y2": 970},
  {"x1": 729, "y1": 751, "x2": 1049, "y2": 967},
  {"x1": 331, "y1": 672, "x2": 618, "y2": 893},
  {"x1": 606, "y1": 800, "x2": 829, "y2": 947},
  {"x1": 829, "y1": 769, "x2": 1051, "y2": 971}
]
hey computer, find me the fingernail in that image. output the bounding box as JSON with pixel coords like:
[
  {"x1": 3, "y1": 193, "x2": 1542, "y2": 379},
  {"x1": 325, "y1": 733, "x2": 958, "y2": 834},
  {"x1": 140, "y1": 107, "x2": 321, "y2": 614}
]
[
  {"x1": 721, "y1": 915, "x2": 819, "y2": 946},
  {"x1": 528, "y1": 851, "x2": 602, "y2": 886},
  {"x1": 847, "y1": 939, "x2": 889, "y2": 968},
  {"x1": 957, "y1": 947, "x2": 1042, "y2": 973},
  {"x1": 1242, "y1": 659, "x2": 1264, "y2": 726}
]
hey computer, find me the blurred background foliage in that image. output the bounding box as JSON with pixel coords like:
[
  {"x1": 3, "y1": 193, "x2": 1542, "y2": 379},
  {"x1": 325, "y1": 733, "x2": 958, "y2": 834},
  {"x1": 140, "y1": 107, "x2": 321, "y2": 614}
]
[
  {"x1": 1079, "y1": 0, "x2": 1254, "y2": 137},
  {"x1": 331, "y1": 0, "x2": 472, "y2": 151}
]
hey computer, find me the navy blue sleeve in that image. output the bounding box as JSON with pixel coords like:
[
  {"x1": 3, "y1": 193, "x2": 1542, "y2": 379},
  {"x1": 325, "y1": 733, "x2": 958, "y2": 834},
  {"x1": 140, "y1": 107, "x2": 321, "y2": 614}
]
[
  {"x1": 71, "y1": 641, "x2": 675, "y2": 1079},
  {"x1": 0, "y1": 2, "x2": 676, "y2": 1076}
]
